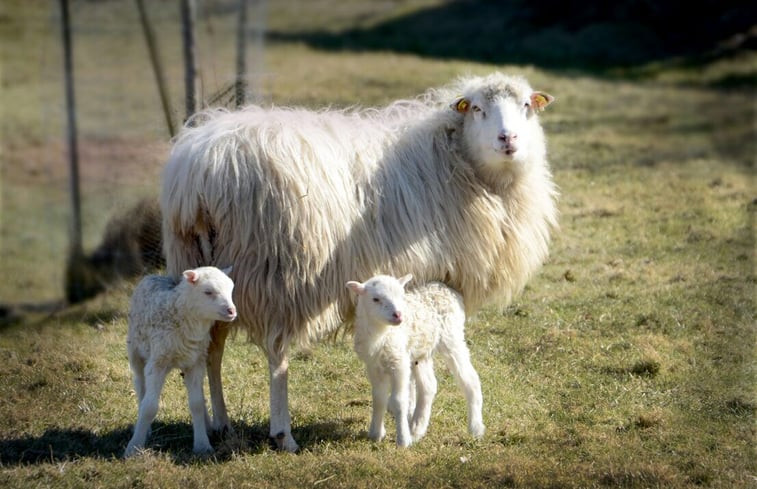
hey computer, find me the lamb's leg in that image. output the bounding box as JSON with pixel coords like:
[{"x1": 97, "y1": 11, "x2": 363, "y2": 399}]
[
  {"x1": 407, "y1": 374, "x2": 416, "y2": 424},
  {"x1": 440, "y1": 341, "x2": 485, "y2": 439},
  {"x1": 183, "y1": 363, "x2": 214, "y2": 455},
  {"x1": 207, "y1": 322, "x2": 232, "y2": 433},
  {"x1": 124, "y1": 363, "x2": 169, "y2": 457},
  {"x1": 388, "y1": 364, "x2": 412, "y2": 447},
  {"x1": 366, "y1": 367, "x2": 389, "y2": 442},
  {"x1": 410, "y1": 357, "x2": 437, "y2": 441},
  {"x1": 268, "y1": 349, "x2": 299, "y2": 452},
  {"x1": 129, "y1": 354, "x2": 146, "y2": 405}
]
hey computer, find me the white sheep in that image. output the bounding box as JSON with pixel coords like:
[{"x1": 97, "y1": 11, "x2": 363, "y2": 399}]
[
  {"x1": 347, "y1": 274, "x2": 484, "y2": 447},
  {"x1": 124, "y1": 266, "x2": 237, "y2": 457},
  {"x1": 161, "y1": 72, "x2": 557, "y2": 451}
]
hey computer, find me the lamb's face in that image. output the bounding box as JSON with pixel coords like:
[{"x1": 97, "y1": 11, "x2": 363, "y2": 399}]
[
  {"x1": 453, "y1": 76, "x2": 553, "y2": 173},
  {"x1": 347, "y1": 274, "x2": 413, "y2": 327},
  {"x1": 183, "y1": 267, "x2": 237, "y2": 322}
]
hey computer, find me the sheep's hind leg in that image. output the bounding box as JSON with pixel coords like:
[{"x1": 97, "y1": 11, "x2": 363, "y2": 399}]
[
  {"x1": 268, "y1": 349, "x2": 299, "y2": 452},
  {"x1": 124, "y1": 363, "x2": 169, "y2": 457},
  {"x1": 410, "y1": 358, "x2": 437, "y2": 441},
  {"x1": 207, "y1": 322, "x2": 232, "y2": 434},
  {"x1": 440, "y1": 342, "x2": 485, "y2": 439},
  {"x1": 183, "y1": 363, "x2": 214, "y2": 455}
]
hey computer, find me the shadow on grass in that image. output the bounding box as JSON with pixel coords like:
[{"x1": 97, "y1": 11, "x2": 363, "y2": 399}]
[
  {"x1": 0, "y1": 418, "x2": 357, "y2": 465},
  {"x1": 268, "y1": 0, "x2": 756, "y2": 78}
]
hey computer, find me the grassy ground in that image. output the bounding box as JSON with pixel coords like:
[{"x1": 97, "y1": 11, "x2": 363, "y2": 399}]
[{"x1": 1, "y1": 1, "x2": 755, "y2": 488}]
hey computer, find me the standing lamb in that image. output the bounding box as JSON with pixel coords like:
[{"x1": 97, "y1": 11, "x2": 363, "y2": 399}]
[
  {"x1": 347, "y1": 274, "x2": 484, "y2": 447},
  {"x1": 161, "y1": 72, "x2": 557, "y2": 451},
  {"x1": 124, "y1": 266, "x2": 237, "y2": 457}
]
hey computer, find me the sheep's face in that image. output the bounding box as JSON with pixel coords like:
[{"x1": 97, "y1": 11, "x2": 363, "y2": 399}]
[
  {"x1": 453, "y1": 77, "x2": 553, "y2": 175},
  {"x1": 347, "y1": 274, "x2": 413, "y2": 327},
  {"x1": 183, "y1": 266, "x2": 237, "y2": 322}
]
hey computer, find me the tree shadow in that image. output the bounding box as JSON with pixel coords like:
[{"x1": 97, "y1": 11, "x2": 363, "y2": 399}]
[
  {"x1": 0, "y1": 418, "x2": 357, "y2": 465},
  {"x1": 268, "y1": 0, "x2": 756, "y2": 75}
]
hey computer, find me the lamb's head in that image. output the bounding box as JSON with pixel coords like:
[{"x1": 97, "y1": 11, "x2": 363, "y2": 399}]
[
  {"x1": 346, "y1": 274, "x2": 413, "y2": 326},
  {"x1": 451, "y1": 73, "x2": 554, "y2": 180},
  {"x1": 182, "y1": 266, "x2": 237, "y2": 322}
]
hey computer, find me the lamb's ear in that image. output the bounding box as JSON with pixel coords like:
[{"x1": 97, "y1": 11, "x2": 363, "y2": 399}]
[
  {"x1": 221, "y1": 266, "x2": 233, "y2": 276},
  {"x1": 183, "y1": 270, "x2": 199, "y2": 285},
  {"x1": 398, "y1": 274, "x2": 413, "y2": 289},
  {"x1": 346, "y1": 281, "x2": 365, "y2": 295},
  {"x1": 451, "y1": 97, "x2": 470, "y2": 114},
  {"x1": 530, "y1": 92, "x2": 554, "y2": 112}
]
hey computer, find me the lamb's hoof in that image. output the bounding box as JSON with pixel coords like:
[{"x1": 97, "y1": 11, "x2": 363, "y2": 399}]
[
  {"x1": 470, "y1": 422, "x2": 486, "y2": 439},
  {"x1": 271, "y1": 432, "x2": 299, "y2": 453},
  {"x1": 396, "y1": 436, "x2": 413, "y2": 448}
]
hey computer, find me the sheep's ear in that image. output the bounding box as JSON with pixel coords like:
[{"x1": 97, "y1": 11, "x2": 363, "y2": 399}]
[
  {"x1": 451, "y1": 97, "x2": 470, "y2": 114},
  {"x1": 346, "y1": 281, "x2": 365, "y2": 295},
  {"x1": 221, "y1": 266, "x2": 233, "y2": 276},
  {"x1": 398, "y1": 274, "x2": 413, "y2": 288},
  {"x1": 183, "y1": 270, "x2": 199, "y2": 285},
  {"x1": 530, "y1": 92, "x2": 554, "y2": 112}
]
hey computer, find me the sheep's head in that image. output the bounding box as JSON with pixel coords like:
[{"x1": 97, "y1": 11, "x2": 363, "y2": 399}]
[
  {"x1": 346, "y1": 274, "x2": 413, "y2": 326},
  {"x1": 183, "y1": 266, "x2": 237, "y2": 322},
  {"x1": 452, "y1": 74, "x2": 553, "y2": 178}
]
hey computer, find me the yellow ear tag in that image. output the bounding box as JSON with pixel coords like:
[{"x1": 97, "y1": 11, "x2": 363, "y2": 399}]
[
  {"x1": 531, "y1": 93, "x2": 548, "y2": 111},
  {"x1": 456, "y1": 99, "x2": 469, "y2": 113}
]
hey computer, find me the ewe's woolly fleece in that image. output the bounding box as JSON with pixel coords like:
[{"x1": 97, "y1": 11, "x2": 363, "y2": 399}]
[{"x1": 161, "y1": 73, "x2": 558, "y2": 354}]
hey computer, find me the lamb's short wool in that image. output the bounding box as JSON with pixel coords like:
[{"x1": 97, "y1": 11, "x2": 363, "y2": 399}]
[
  {"x1": 124, "y1": 266, "x2": 236, "y2": 457},
  {"x1": 347, "y1": 274, "x2": 484, "y2": 446}
]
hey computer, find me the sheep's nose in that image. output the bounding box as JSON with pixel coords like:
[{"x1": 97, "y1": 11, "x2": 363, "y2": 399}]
[
  {"x1": 227, "y1": 306, "x2": 237, "y2": 316},
  {"x1": 498, "y1": 130, "x2": 517, "y2": 143},
  {"x1": 392, "y1": 311, "x2": 403, "y2": 323}
]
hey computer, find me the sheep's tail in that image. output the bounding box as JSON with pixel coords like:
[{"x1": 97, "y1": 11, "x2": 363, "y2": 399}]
[{"x1": 161, "y1": 134, "x2": 216, "y2": 278}]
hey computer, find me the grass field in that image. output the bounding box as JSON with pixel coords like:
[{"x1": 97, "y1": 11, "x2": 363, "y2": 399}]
[{"x1": 1, "y1": 1, "x2": 755, "y2": 488}]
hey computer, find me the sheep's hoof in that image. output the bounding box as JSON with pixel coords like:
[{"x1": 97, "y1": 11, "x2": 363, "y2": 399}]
[
  {"x1": 271, "y1": 432, "x2": 299, "y2": 453},
  {"x1": 193, "y1": 445, "x2": 215, "y2": 458},
  {"x1": 470, "y1": 422, "x2": 486, "y2": 439},
  {"x1": 123, "y1": 445, "x2": 142, "y2": 458}
]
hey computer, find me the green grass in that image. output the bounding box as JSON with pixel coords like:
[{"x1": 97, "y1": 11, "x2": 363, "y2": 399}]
[{"x1": 1, "y1": 1, "x2": 755, "y2": 488}]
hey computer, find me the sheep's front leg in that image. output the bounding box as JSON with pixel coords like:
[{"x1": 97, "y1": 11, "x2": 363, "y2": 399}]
[
  {"x1": 388, "y1": 364, "x2": 412, "y2": 447},
  {"x1": 268, "y1": 349, "x2": 299, "y2": 452},
  {"x1": 124, "y1": 362, "x2": 169, "y2": 457},
  {"x1": 183, "y1": 363, "x2": 214, "y2": 455},
  {"x1": 410, "y1": 357, "x2": 437, "y2": 441},
  {"x1": 366, "y1": 367, "x2": 389, "y2": 442},
  {"x1": 207, "y1": 322, "x2": 232, "y2": 433}
]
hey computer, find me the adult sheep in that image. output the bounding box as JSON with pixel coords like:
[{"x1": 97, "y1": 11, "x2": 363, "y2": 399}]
[{"x1": 161, "y1": 72, "x2": 558, "y2": 451}]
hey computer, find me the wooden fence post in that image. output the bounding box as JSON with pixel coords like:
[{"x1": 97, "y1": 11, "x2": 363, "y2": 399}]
[
  {"x1": 135, "y1": 0, "x2": 176, "y2": 138},
  {"x1": 180, "y1": 0, "x2": 198, "y2": 121}
]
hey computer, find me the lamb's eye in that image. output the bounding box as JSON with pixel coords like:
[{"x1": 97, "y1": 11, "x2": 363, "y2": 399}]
[
  {"x1": 472, "y1": 105, "x2": 482, "y2": 113},
  {"x1": 204, "y1": 290, "x2": 214, "y2": 296},
  {"x1": 372, "y1": 297, "x2": 380, "y2": 303}
]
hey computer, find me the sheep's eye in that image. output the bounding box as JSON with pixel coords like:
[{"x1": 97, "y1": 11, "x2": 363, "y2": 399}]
[
  {"x1": 472, "y1": 105, "x2": 482, "y2": 113},
  {"x1": 204, "y1": 290, "x2": 214, "y2": 296},
  {"x1": 372, "y1": 297, "x2": 380, "y2": 303}
]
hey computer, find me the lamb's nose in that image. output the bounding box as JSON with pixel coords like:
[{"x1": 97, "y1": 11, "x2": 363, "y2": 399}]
[
  {"x1": 392, "y1": 311, "x2": 402, "y2": 323},
  {"x1": 227, "y1": 306, "x2": 237, "y2": 316}
]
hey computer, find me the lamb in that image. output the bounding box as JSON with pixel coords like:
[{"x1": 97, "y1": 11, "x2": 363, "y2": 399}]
[
  {"x1": 347, "y1": 274, "x2": 484, "y2": 447},
  {"x1": 161, "y1": 72, "x2": 557, "y2": 451},
  {"x1": 124, "y1": 266, "x2": 237, "y2": 457}
]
